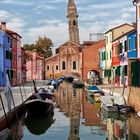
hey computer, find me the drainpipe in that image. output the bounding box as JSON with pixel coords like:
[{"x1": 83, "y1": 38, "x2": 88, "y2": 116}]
[{"x1": 133, "y1": 0, "x2": 137, "y2": 57}]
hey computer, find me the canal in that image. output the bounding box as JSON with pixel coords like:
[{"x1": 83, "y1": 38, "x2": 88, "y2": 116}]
[{"x1": 1, "y1": 82, "x2": 140, "y2": 140}]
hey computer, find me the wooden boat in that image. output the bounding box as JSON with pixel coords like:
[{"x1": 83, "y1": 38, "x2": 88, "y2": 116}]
[{"x1": 24, "y1": 99, "x2": 55, "y2": 117}]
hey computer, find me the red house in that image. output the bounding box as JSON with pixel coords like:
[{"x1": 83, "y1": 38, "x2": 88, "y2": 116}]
[
  {"x1": 11, "y1": 36, "x2": 17, "y2": 86},
  {"x1": 21, "y1": 48, "x2": 26, "y2": 83},
  {"x1": 82, "y1": 40, "x2": 105, "y2": 82}
]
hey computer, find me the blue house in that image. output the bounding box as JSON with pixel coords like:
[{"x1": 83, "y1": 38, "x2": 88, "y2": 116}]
[
  {"x1": 0, "y1": 23, "x2": 12, "y2": 86},
  {"x1": 127, "y1": 30, "x2": 137, "y2": 58}
]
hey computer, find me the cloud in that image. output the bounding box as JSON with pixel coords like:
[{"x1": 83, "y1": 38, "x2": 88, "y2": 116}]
[
  {"x1": 23, "y1": 21, "x2": 68, "y2": 48},
  {"x1": 0, "y1": 10, "x2": 11, "y2": 19},
  {"x1": 0, "y1": 0, "x2": 33, "y2": 6},
  {"x1": 7, "y1": 18, "x2": 26, "y2": 33}
]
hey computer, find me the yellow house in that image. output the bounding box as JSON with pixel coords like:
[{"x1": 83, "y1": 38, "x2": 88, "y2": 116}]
[{"x1": 104, "y1": 23, "x2": 135, "y2": 83}]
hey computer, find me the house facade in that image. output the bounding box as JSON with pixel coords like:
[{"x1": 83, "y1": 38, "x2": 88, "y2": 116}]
[
  {"x1": 82, "y1": 40, "x2": 105, "y2": 82},
  {"x1": 104, "y1": 23, "x2": 135, "y2": 84},
  {"x1": 0, "y1": 22, "x2": 12, "y2": 86},
  {"x1": 133, "y1": 0, "x2": 140, "y2": 57},
  {"x1": 21, "y1": 48, "x2": 26, "y2": 83},
  {"x1": 45, "y1": 41, "x2": 82, "y2": 79},
  {"x1": 26, "y1": 51, "x2": 44, "y2": 81}
]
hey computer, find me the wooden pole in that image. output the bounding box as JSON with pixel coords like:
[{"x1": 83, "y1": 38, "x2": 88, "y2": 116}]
[{"x1": 0, "y1": 94, "x2": 10, "y2": 128}]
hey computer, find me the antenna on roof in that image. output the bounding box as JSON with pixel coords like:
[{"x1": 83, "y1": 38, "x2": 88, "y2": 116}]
[{"x1": 89, "y1": 33, "x2": 105, "y2": 41}]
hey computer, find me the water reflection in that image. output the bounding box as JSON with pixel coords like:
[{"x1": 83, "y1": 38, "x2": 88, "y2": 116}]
[
  {"x1": 25, "y1": 111, "x2": 55, "y2": 135},
  {"x1": 1, "y1": 82, "x2": 140, "y2": 140},
  {"x1": 82, "y1": 91, "x2": 106, "y2": 136},
  {"x1": 0, "y1": 114, "x2": 24, "y2": 140},
  {"x1": 56, "y1": 83, "x2": 82, "y2": 140}
]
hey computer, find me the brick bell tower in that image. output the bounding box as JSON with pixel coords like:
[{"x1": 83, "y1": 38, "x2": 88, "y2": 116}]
[{"x1": 67, "y1": 0, "x2": 80, "y2": 44}]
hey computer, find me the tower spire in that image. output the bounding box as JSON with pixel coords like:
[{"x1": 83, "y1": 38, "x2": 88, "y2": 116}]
[{"x1": 67, "y1": 0, "x2": 79, "y2": 44}]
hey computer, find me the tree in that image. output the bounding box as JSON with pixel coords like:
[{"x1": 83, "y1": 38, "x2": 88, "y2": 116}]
[
  {"x1": 23, "y1": 43, "x2": 36, "y2": 50},
  {"x1": 23, "y1": 36, "x2": 53, "y2": 59},
  {"x1": 36, "y1": 36, "x2": 53, "y2": 58}
]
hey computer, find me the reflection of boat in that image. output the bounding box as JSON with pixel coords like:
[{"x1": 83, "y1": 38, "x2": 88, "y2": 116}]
[
  {"x1": 24, "y1": 99, "x2": 55, "y2": 117},
  {"x1": 64, "y1": 76, "x2": 74, "y2": 83},
  {"x1": 99, "y1": 107, "x2": 126, "y2": 121},
  {"x1": 100, "y1": 96, "x2": 129, "y2": 113},
  {"x1": 72, "y1": 79, "x2": 84, "y2": 88},
  {"x1": 25, "y1": 111, "x2": 55, "y2": 135},
  {"x1": 86, "y1": 85, "x2": 102, "y2": 93}
]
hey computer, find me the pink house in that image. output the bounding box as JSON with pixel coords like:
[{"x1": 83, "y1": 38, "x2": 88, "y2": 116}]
[{"x1": 26, "y1": 51, "x2": 44, "y2": 81}]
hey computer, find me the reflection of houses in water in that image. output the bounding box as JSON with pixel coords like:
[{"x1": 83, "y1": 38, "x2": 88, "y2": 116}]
[
  {"x1": 56, "y1": 83, "x2": 82, "y2": 140},
  {"x1": 127, "y1": 113, "x2": 140, "y2": 140},
  {"x1": 104, "y1": 113, "x2": 140, "y2": 140},
  {"x1": 82, "y1": 93, "x2": 106, "y2": 135}
]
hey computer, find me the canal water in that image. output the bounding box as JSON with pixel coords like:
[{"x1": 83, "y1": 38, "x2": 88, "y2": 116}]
[{"x1": 1, "y1": 82, "x2": 140, "y2": 140}]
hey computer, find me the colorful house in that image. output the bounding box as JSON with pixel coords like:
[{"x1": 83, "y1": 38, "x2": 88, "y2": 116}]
[
  {"x1": 133, "y1": 0, "x2": 140, "y2": 58},
  {"x1": 112, "y1": 39, "x2": 120, "y2": 86},
  {"x1": 10, "y1": 33, "x2": 22, "y2": 85},
  {"x1": 11, "y1": 34, "x2": 17, "y2": 86},
  {"x1": 21, "y1": 48, "x2": 26, "y2": 83},
  {"x1": 127, "y1": 30, "x2": 137, "y2": 58},
  {"x1": 26, "y1": 51, "x2": 44, "y2": 81},
  {"x1": 104, "y1": 23, "x2": 135, "y2": 84},
  {"x1": 0, "y1": 22, "x2": 12, "y2": 86}
]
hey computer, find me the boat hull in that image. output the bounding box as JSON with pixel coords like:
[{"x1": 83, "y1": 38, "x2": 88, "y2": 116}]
[{"x1": 25, "y1": 99, "x2": 54, "y2": 117}]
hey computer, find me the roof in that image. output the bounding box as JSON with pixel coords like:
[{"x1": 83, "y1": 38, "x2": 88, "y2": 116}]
[
  {"x1": 0, "y1": 25, "x2": 22, "y2": 38},
  {"x1": 45, "y1": 54, "x2": 59, "y2": 61},
  {"x1": 82, "y1": 39, "x2": 105, "y2": 50},
  {"x1": 113, "y1": 28, "x2": 136, "y2": 42},
  {"x1": 60, "y1": 40, "x2": 80, "y2": 48},
  {"x1": 105, "y1": 23, "x2": 134, "y2": 34}
]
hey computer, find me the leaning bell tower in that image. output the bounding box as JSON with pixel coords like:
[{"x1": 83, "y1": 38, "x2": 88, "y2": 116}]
[{"x1": 67, "y1": 0, "x2": 80, "y2": 44}]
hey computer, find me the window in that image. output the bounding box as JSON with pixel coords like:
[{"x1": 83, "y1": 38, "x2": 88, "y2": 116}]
[
  {"x1": 119, "y1": 42, "x2": 123, "y2": 54},
  {"x1": 56, "y1": 65, "x2": 58, "y2": 70},
  {"x1": 8, "y1": 37, "x2": 10, "y2": 43},
  {"x1": 6, "y1": 50, "x2": 9, "y2": 59},
  {"x1": 47, "y1": 66, "x2": 49, "y2": 70},
  {"x1": 124, "y1": 65, "x2": 127, "y2": 76},
  {"x1": 110, "y1": 51, "x2": 112, "y2": 59},
  {"x1": 73, "y1": 20, "x2": 76, "y2": 26},
  {"x1": 73, "y1": 61, "x2": 76, "y2": 70},
  {"x1": 128, "y1": 38, "x2": 131, "y2": 51},
  {"x1": 124, "y1": 40, "x2": 127, "y2": 52},
  {"x1": 134, "y1": 35, "x2": 136, "y2": 49},
  {"x1": 62, "y1": 61, "x2": 66, "y2": 70}
]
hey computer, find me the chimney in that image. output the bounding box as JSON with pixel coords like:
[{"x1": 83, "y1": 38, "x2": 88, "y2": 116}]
[
  {"x1": 132, "y1": 22, "x2": 136, "y2": 28},
  {"x1": 1, "y1": 22, "x2": 6, "y2": 31}
]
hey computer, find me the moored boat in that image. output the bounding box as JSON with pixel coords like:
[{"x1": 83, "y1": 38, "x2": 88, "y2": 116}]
[{"x1": 24, "y1": 99, "x2": 55, "y2": 117}]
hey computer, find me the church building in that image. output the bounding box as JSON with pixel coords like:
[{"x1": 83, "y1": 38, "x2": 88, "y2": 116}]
[{"x1": 45, "y1": 0, "x2": 82, "y2": 79}]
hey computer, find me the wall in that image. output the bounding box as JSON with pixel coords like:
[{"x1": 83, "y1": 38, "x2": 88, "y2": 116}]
[{"x1": 82, "y1": 40, "x2": 105, "y2": 81}]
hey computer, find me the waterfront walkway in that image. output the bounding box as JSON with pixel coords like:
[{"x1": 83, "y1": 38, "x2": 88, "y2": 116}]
[
  {"x1": 0, "y1": 81, "x2": 46, "y2": 119},
  {"x1": 99, "y1": 84, "x2": 140, "y2": 112}
]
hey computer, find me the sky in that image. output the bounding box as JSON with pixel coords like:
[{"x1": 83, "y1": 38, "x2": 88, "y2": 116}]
[{"x1": 0, "y1": 0, "x2": 136, "y2": 50}]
